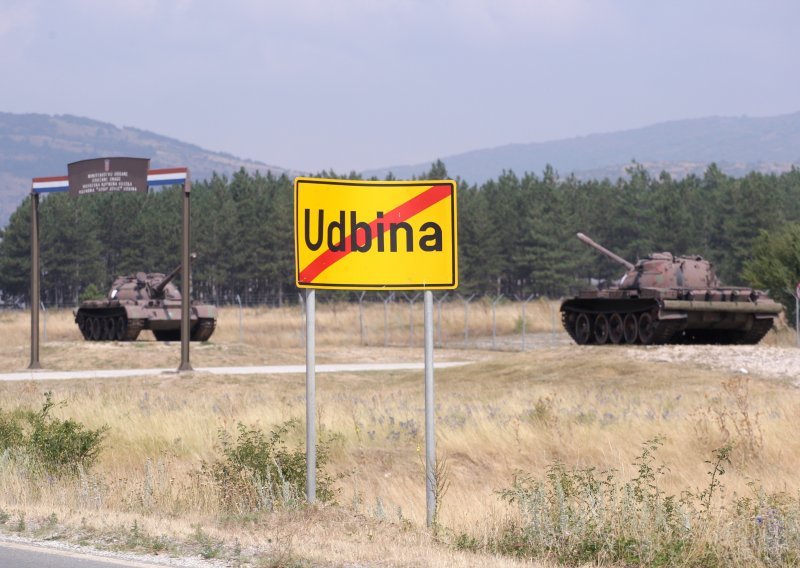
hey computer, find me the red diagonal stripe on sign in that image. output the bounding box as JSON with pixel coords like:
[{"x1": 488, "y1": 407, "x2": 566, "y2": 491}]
[{"x1": 299, "y1": 184, "x2": 452, "y2": 283}]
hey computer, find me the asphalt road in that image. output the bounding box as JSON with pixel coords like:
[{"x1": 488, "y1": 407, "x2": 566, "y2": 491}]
[{"x1": 0, "y1": 539, "x2": 175, "y2": 568}]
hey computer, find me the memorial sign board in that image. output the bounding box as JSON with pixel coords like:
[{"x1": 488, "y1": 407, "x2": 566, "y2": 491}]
[{"x1": 68, "y1": 157, "x2": 150, "y2": 197}]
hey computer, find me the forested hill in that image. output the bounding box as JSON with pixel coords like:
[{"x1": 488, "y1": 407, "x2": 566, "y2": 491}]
[
  {"x1": 364, "y1": 112, "x2": 800, "y2": 183},
  {"x1": 0, "y1": 112, "x2": 294, "y2": 226}
]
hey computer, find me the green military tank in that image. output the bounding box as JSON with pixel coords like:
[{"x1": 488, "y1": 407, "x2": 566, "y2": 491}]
[
  {"x1": 561, "y1": 233, "x2": 782, "y2": 345},
  {"x1": 74, "y1": 256, "x2": 216, "y2": 342}
]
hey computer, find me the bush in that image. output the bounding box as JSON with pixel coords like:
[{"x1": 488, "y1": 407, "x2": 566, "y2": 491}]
[
  {"x1": 78, "y1": 283, "x2": 105, "y2": 302},
  {"x1": 0, "y1": 392, "x2": 107, "y2": 476},
  {"x1": 204, "y1": 419, "x2": 338, "y2": 513}
]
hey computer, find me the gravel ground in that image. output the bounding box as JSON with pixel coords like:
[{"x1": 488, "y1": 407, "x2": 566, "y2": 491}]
[{"x1": 623, "y1": 344, "x2": 800, "y2": 385}]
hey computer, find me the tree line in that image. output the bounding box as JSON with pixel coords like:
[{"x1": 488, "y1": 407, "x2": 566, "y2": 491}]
[{"x1": 1, "y1": 161, "x2": 799, "y2": 315}]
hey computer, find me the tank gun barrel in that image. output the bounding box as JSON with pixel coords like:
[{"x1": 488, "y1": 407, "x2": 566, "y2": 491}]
[
  {"x1": 576, "y1": 233, "x2": 635, "y2": 271},
  {"x1": 152, "y1": 252, "x2": 197, "y2": 296}
]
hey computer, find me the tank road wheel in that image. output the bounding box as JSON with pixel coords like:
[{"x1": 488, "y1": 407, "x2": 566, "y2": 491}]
[
  {"x1": 608, "y1": 313, "x2": 624, "y2": 344},
  {"x1": 114, "y1": 316, "x2": 127, "y2": 341},
  {"x1": 638, "y1": 312, "x2": 656, "y2": 345},
  {"x1": 623, "y1": 313, "x2": 639, "y2": 344},
  {"x1": 190, "y1": 318, "x2": 216, "y2": 342},
  {"x1": 77, "y1": 316, "x2": 91, "y2": 340},
  {"x1": 574, "y1": 313, "x2": 593, "y2": 345},
  {"x1": 103, "y1": 317, "x2": 116, "y2": 340},
  {"x1": 593, "y1": 314, "x2": 610, "y2": 344},
  {"x1": 90, "y1": 317, "x2": 102, "y2": 341}
]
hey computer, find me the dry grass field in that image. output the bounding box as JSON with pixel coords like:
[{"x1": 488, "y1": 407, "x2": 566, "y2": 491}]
[{"x1": 0, "y1": 302, "x2": 798, "y2": 567}]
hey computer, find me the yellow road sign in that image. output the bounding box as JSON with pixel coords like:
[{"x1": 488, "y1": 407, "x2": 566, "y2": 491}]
[{"x1": 294, "y1": 178, "x2": 458, "y2": 290}]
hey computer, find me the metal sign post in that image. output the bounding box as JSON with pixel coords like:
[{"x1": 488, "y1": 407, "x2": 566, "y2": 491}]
[
  {"x1": 424, "y1": 290, "x2": 435, "y2": 526},
  {"x1": 305, "y1": 288, "x2": 317, "y2": 503}
]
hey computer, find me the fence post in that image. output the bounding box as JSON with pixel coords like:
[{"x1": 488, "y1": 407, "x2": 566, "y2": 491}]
[
  {"x1": 491, "y1": 294, "x2": 504, "y2": 350},
  {"x1": 404, "y1": 293, "x2": 421, "y2": 347},
  {"x1": 41, "y1": 301, "x2": 47, "y2": 343},
  {"x1": 461, "y1": 294, "x2": 475, "y2": 347},
  {"x1": 358, "y1": 291, "x2": 366, "y2": 345},
  {"x1": 516, "y1": 294, "x2": 535, "y2": 351},
  {"x1": 382, "y1": 293, "x2": 394, "y2": 347},
  {"x1": 236, "y1": 294, "x2": 243, "y2": 344},
  {"x1": 298, "y1": 292, "x2": 306, "y2": 347},
  {"x1": 436, "y1": 292, "x2": 449, "y2": 348}
]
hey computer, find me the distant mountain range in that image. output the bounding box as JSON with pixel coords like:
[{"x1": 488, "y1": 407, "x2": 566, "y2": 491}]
[
  {"x1": 0, "y1": 112, "x2": 293, "y2": 227},
  {"x1": 2, "y1": 111, "x2": 800, "y2": 227},
  {"x1": 363, "y1": 112, "x2": 800, "y2": 183}
]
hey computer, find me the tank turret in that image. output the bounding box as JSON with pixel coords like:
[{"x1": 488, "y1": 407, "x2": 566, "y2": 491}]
[
  {"x1": 74, "y1": 253, "x2": 215, "y2": 342},
  {"x1": 561, "y1": 233, "x2": 781, "y2": 345},
  {"x1": 577, "y1": 232, "x2": 721, "y2": 291},
  {"x1": 150, "y1": 257, "x2": 187, "y2": 297}
]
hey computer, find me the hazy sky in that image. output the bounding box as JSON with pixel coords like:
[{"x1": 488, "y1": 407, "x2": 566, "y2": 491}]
[{"x1": 2, "y1": 0, "x2": 799, "y2": 173}]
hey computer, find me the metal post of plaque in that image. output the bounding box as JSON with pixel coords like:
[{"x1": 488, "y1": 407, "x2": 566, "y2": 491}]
[
  {"x1": 28, "y1": 191, "x2": 41, "y2": 369},
  {"x1": 178, "y1": 172, "x2": 193, "y2": 372}
]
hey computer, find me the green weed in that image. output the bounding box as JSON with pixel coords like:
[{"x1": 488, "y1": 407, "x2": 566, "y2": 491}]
[
  {"x1": 0, "y1": 392, "x2": 107, "y2": 477},
  {"x1": 454, "y1": 437, "x2": 800, "y2": 567},
  {"x1": 204, "y1": 419, "x2": 339, "y2": 514}
]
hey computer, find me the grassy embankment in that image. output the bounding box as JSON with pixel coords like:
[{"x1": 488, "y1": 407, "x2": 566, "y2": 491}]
[{"x1": 0, "y1": 302, "x2": 798, "y2": 567}]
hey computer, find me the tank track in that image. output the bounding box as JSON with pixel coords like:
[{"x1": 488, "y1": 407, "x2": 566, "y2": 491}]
[
  {"x1": 152, "y1": 319, "x2": 216, "y2": 342},
  {"x1": 738, "y1": 318, "x2": 774, "y2": 344},
  {"x1": 562, "y1": 306, "x2": 670, "y2": 345},
  {"x1": 651, "y1": 319, "x2": 682, "y2": 344},
  {"x1": 76, "y1": 309, "x2": 144, "y2": 341},
  {"x1": 561, "y1": 311, "x2": 579, "y2": 344},
  {"x1": 562, "y1": 305, "x2": 774, "y2": 346},
  {"x1": 123, "y1": 319, "x2": 145, "y2": 341},
  {"x1": 190, "y1": 318, "x2": 216, "y2": 341}
]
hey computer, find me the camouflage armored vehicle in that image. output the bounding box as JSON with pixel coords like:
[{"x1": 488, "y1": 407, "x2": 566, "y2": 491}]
[
  {"x1": 561, "y1": 233, "x2": 782, "y2": 345},
  {"x1": 74, "y1": 256, "x2": 216, "y2": 342}
]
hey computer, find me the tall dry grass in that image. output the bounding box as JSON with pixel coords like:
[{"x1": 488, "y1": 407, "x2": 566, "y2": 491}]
[
  {"x1": 1, "y1": 297, "x2": 563, "y2": 347},
  {"x1": 0, "y1": 303, "x2": 798, "y2": 566}
]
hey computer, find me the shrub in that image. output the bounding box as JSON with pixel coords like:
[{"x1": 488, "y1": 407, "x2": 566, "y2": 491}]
[
  {"x1": 78, "y1": 283, "x2": 105, "y2": 302},
  {"x1": 0, "y1": 392, "x2": 107, "y2": 476},
  {"x1": 204, "y1": 419, "x2": 338, "y2": 513}
]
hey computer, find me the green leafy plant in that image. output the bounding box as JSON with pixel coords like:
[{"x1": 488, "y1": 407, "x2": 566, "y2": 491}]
[
  {"x1": 78, "y1": 283, "x2": 105, "y2": 302},
  {"x1": 454, "y1": 437, "x2": 800, "y2": 566},
  {"x1": 204, "y1": 419, "x2": 338, "y2": 513},
  {"x1": 0, "y1": 392, "x2": 107, "y2": 476}
]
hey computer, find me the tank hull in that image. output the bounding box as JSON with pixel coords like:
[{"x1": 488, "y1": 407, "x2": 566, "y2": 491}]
[
  {"x1": 75, "y1": 300, "x2": 217, "y2": 342},
  {"x1": 561, "y1": 291, "x2": 781, "y2": 345}
]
